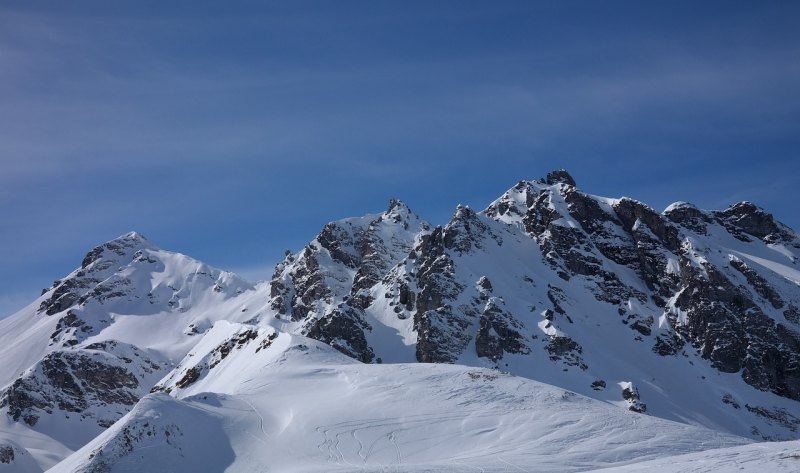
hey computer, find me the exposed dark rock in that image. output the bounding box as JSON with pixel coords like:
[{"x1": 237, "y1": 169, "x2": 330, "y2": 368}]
[
  {"x1": 670, "y1": 262, "x2": 800, "y2": 400},
  {"x1": 415, "y1": 310, "x2": 472, "y2": 363},
  {"x1": 629, "y1": 320, "x2": 652, "y2": 336},
  {"x1": 39, "y1": 278, "x2": 95, "y2": 316},
  {"x1": 729, "y1": 256, "x2": 784, "y2": 309},
  {"x1": 350, "y1": 200, "x2": 426, "y2": 310},
  {"x1": 0, "y1": 377, "x2": 49, "y2": 426},
  {"x1": 613, "y1": 198, "x2": 681, "y2": 253},
  {"x1": 261, "y1": 172, "x2": 800, "y2": 407},
  {"x1": 664, "y1": 202, "x2": 710, "y2": 234},
  {"x1": 545, "y1": 169, "x2": 576, "y2": 187},
  {"x1": 475, "y1": 299, "x2": 530, "y2": 362},
  {"x1": 785, "y1": 305, "x2": 800, "y2": 324},
  {"x1": 547, "y1": 286, "x2": 567, "y2": 315},
  {"x1": 49, "y1": 310, "x2": 88, "y2": 345},
  {"x1": 1, "y1": 349, "x2": 145, "y2": 427},
  {"x1": 255, "y1": 332, "x2": 279, "y2": 353},
  {"x1": 621, "y1": 384, "x2": 647, "y2": 413},
  {"x1": 317, "y1": 223, "x2": 364, "y2": 269},
  {"x1": 546, "y1": 336, "x2": 587, "y2": 370},
  {"x1": 611, "y1": 198, "x2": 682, "y2": 297},
  {"x1": 306, "y1": 305, "x2": 375, "y2": 363},
  {"x1": 413, "y1": 228, "x2": 470, "y2": 363},
  {"x1": 716, "y1": 202, "x2": 787, "y2": 241},
  {"x1": 271, "y1": 248, "x2": 331, "y2": 322},
  {"x1": 397, "y1": 282, "x2": 416, "y2": 313},
  {"x1": 653, "y1": 333, "x2": 684, "y2": 356},
  {"x1": 0, "y1": 444, "x2": 15, "y2": 464},
  {"x1": 174, "y1": 366, "x2": 202, "y2": 389},
  {"x1": 591, "y1": 380, "x2": 607, "y2": 390},
  {"x1": 478, "y1": 276, "x2": 493, "y2": 292},
  {"x1": 208, "y1": 330, "x2": 258, "y2": 368},
  {"x1": 745, "y1": 404, "x2": 800, "y2": 433},
  {"x1": 443, "y1": 206, "x2": 493, "y2": 255},
  {"x1": 271, "y1": 200, "x2": 428, "y2": 322},
  {"x1": 722, "y1": 394, "x2": 740, "y2": 409},
  {"x1": 40, "y1": 233, "x2": 149, "y2": 316},
  {"x1": 562, "y1": 187, "x2": 614, "y2": 234}
]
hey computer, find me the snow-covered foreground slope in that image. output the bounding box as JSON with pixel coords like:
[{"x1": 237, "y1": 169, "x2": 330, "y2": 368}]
[
  {"x1": 53, "y1": 334, "x2": 748, "y2": 473},
  {"x1": 590, "y1": 440, "x2": 800, "y2": 472}
]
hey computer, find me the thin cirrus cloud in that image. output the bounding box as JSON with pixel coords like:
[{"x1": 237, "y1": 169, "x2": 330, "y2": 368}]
[{"x1": 1, "y1": 1, "x2": 799, "y2": 318}]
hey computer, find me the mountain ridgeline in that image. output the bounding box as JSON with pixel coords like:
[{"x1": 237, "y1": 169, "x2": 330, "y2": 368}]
[
  {"x1": 2, "y1": 169, "x2": 800, "y2": 471},
  {"x1": 271, "y1": 170, "x2": 800, "y2": 406}
]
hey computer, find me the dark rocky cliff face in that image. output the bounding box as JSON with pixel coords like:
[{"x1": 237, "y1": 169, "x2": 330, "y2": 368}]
[
  {"x1": 39, "y1": 232, "x2": 152, "y2": 318},
  {"x1": 0, "y1": 341, "x2": 167, "y2": 428},
  {"x1": 285, "y1": 170, "x2": 800, "y2": 406},
  {"x1": 269, "y1": 200, "x2": 431, "y2": 362}
]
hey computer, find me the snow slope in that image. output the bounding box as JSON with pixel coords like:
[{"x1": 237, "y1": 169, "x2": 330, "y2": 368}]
[
  {"x1": 590, "y1": 440, "x2": 800, "y2": 472},
  {"x1": 53, "y1": 333, "x2": 748, "y2": 473}
]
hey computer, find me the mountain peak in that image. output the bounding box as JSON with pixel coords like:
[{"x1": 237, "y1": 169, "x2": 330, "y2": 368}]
[
  {"x1": 453, "y1": 204, "x2": 476, "y2": 219},
  {"x1": 723, "y1": 200, "x2": 763, "y2": 215},
  {"x1": 717, "y1": 201, "x2": 782, "y2": 239},
  {"x1": 121, "y1": 231, "x2": 148, "y2": 242},
  {"x1": 80, "y1": 232, "x2": 155, "y2": 270},
  {"x1": 384, "y1": 198, "x2": 413, "y2": 220},
  {"x1": 387, "y1": 198, "x2": 407, "y2": 212},
  {"x1": 545, "y1": 169, "x2": 576, "y2": 187}
]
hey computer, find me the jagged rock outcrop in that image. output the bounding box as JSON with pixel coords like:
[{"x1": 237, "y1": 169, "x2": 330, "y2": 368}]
[
  {"x1": 269, "y1": 200, "x2": 430, "y2": 324},
  {"x1": 485, "y1": 172, "x2": 800, "y2": 402},
  {"x1": 474, "y1": 277, "x2": 530, "y2": 362},
  {"x1": 38, "y1": 232, "x2": 251, "y2": 348},
  {"x1": 151, "y1": 324, "x2": 280, "y2": 395},
  {"x1": 0, "y1": 341, "x2": 167, "y2": 428},
  {"x1": 412, "y1": 225, "x2": 470, "y2": 363},
  {"x1": 305, "y1": 305, "x2": 375, "y2": 363},
  {"x1": 621, "y1": 382, "x2": 647, "y2": 413},
  {"x1": 38, "y1": 233, "x2": 151, "y2": 317},
  {"x1": 0, "y1": 444, "x2": 13, "y2": 464},
  {"x1": 716, "y1": 201, "x2": 796, "y2": 244},
  {"x1": 272, "y1": 170, "x2": 800, "y2": 409}
]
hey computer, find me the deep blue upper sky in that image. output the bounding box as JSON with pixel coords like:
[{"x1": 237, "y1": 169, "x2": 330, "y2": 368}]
[{"x1": 2, "y1": 1, "x2": 799, "y2": 317}]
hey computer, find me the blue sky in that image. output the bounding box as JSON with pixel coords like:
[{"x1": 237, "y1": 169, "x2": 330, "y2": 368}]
[{"x1": 1, "y1": 1, "x2": 799, "y2": 317}]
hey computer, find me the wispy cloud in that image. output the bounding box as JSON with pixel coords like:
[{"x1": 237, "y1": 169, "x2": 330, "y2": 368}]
[{"x1": 1, "y1": 1, "x2": 798, "y2": 308}]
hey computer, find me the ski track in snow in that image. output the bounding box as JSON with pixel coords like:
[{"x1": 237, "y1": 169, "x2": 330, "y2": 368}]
[
  {"x1": 313, "y1": 408, "x2": 535, "y2": 466},
  {"x1": 242, "y1": 398, "x2": 271, "y2": 442}
]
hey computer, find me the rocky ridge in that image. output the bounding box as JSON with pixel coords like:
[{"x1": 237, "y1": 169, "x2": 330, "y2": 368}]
[{"x1": 283, "y1": 169, "x2": 800, "y2": 439}]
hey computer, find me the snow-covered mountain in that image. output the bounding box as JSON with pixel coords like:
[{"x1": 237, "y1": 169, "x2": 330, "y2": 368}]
[
  {"x1": 51, "y1": 335, "x2": 748, "y2": 473},
  {"x1": 0, "y1": 232, "x2": 266, "y2": 471},
  {"x1": 1, "y1": 170, "x2": 799, "y2": 472}
]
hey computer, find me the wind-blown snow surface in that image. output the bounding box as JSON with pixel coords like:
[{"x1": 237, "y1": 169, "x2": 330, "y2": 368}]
[
  {"x1": 589, "y1": 440, "x2": 800, "y2": 472},
  {"x1": 53, "y1": 334, "x2": 747, "y2": 473}
]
